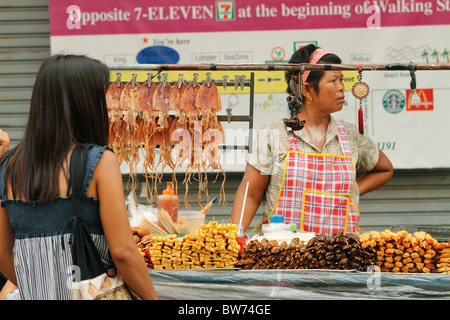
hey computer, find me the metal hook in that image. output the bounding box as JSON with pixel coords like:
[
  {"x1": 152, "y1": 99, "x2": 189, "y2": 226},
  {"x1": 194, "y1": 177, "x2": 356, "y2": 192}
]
[
  {"x1": 206, "y1": 72, "x2": 212, "y2": 87},
  {"x1": 131, "y1": 73, "x2": 137, "y2": 88},
  {"x1": 177, "y1": 74, "x2": 184, "y2": 88},
  {"x1": 162, "y1": 72, "x2": 168, "y2": 87},
  {"x1": 234, "y1": 75, "x2": 240, "y2": 90},
  {"x1": 223, "y1": 75, "x2": 228, "y2": 90},
  {"x1": 116, "y1": 72, "x2": 122, "y2": 88},
  {"x1": 226, "y1": 108, "x2": 232, "y2": 123},
  {"x1": 193, "y1": 73, "x2": 199, "y2": 88},
  {"x1": 147, "y1": 72, "x2": 153, "y2": 85},
  {"x1": 239, "y1": 75, "x2": 246, "y2": 90}
]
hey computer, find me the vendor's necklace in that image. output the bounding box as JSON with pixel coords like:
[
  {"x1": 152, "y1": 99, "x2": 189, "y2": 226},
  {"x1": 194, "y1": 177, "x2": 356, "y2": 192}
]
[{"x1": 351, "y1": 66, "x2": 370, "y2": 134}]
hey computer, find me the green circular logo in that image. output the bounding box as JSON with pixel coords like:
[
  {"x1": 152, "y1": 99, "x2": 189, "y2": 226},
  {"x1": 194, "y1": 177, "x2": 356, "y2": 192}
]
[{"x1": 383, "y1": 89, "x2": 405, "y2": 114}]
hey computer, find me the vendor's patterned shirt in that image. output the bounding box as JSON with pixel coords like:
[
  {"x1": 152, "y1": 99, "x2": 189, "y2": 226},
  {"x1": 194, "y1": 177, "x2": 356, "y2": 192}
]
[{"x1": 247, "y1": 116, "x2": 379, "y2": 217}]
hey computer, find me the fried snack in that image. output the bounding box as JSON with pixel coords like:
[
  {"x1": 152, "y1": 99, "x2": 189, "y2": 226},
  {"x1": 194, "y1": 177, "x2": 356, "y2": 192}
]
[
  {"x1": 147, "y1": 221, "x2": 241, "y2": 269},
  {"x1": 238, "y1": 232, "x2": 376, "y2": 270},
  {"x1": 359, "y1": 229, "x2": 443, "y2": 273},
  {"x1": 435, "y1": 242, "x2": 450, "y2": 273}
]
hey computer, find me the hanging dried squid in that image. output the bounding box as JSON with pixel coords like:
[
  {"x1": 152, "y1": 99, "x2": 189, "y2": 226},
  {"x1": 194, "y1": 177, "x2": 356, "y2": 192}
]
[
  {"x1": 176, "y1": 73, "x2": 203, "y2": 208},
  {"x1": 136, "y1": 72, "x2": 158, "y2": 204},
  {"x1": 168, "y1": 74, "x2": 188, "y2": 194},
  {"x1": 152, "y1": 72, "x2": 174, "y2": 182},
  {"x1": 169, "y1": 74, "x2": 188, "y2": 166},
  {"x1": 119, "y1": 73, "x2": 141, "y2": 195},
  {"x1": 152, "y1": 72, "x2": 172, "y2": 130},
  {"x1": 106, "y1": 71, "x2": 228, "y2": 211},
  {"x1": 106, "y1": 72, "x2": 125, "y2": 162},
  {"x1": 196, "y1": 73, "x2": 226, "y2": 205}
]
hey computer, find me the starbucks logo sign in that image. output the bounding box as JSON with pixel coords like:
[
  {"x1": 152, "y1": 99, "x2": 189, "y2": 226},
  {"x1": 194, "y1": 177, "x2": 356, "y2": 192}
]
[{"x1": 383, "y1": 89, "x2": 405, "y2": 114}]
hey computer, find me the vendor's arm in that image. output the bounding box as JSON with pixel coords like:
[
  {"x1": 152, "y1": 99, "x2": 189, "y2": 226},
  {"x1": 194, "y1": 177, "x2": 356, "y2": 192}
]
[
  {"x1": 357, "y1": 149, "x2": 393, "y2": 196},
  {"x1": 230, "y1": 163, "x2": 269, "y2": 231}
]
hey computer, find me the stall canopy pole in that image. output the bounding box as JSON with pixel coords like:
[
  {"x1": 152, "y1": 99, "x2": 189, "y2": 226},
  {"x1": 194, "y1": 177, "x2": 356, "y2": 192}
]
[{"x1": 107, "y1": 63, "x2": 450, "y2": 72}]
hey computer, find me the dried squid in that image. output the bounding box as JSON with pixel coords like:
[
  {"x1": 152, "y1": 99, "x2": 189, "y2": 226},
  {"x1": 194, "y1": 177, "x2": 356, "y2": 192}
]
[
  {"x1": 196, "y1": 73, "x2": 226, "y2": 205},
  {"x1": 119, "y1": 73, "x2": 141, "y2": 195},
  {"x1": 170, "y1": 74, "x2": 189, "y2": 168},
  {"x1": 152, "y1": 72, "x2": 171, "y2": 130},
  {"x1": 167, "y1": 75, "x2": 188, "y2": 193},
  {"x1": 169, "y1": 74, "x2": 187, "y2": 115},
  {"x1": 152, "y1": 72, "x2": 174, "y2": 175},
  {"x1": 196, "y1": 73, "x2": 222, "y2": 132},
  {"x1": 106, "y1": 71, "x2": 227, "y2": 210},
  {"x1": 172, "y1": 74, "x2": 203, "y2": 208},
  {"x1": 181, "y1": 73, "x2": 201, "y2": 136},
  {"x1": 106, "y1": 73, "x2": 125, "y2": 161},
  {"x1": 136, "y1": 73, "x2": 158, "y2": 203}
]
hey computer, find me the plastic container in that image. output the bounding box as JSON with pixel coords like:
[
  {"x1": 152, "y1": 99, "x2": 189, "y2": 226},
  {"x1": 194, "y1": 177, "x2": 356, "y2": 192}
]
[
  {"x1": 157, "y1": 182, "x2": 179, "y2": 230},
  {"x1": 262, "y1": 215, "x2": 292, "y2": 235},
  {"x1": 178, "y1": 210, "x2": 205, "y2": 234},
  {"x1": 257, "y1": 215, "x2": 315, "y2": 244}
]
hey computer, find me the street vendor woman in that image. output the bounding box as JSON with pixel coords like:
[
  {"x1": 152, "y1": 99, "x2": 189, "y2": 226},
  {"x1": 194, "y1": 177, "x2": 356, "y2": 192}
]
[{"x1": 230, "y1": 45, "x2": 393, "y2": 236}]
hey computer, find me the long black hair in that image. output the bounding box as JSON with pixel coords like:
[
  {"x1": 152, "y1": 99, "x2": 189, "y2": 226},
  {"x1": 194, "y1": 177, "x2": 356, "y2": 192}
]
[
  {"x1": 286, "y1": 44, "x2": 342, "y2": 95},
  {"x1": 3, "y1": 54, "x2": 110, "y2": 202}
]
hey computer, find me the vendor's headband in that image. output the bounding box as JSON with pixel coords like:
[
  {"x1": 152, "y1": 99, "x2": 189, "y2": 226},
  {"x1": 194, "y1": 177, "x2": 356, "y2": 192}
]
[{"x1": 301, "y1": 49, "x2": 330, "y2": 84}]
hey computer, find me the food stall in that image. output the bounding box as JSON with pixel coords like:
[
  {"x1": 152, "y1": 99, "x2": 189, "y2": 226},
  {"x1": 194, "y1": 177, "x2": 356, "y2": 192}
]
[
  {"x1": 108, "y1": 62, "x2": 450, "y2": 300},
  {"x1": 131, "y1": 221, "x2": 450, "y2": 300}
]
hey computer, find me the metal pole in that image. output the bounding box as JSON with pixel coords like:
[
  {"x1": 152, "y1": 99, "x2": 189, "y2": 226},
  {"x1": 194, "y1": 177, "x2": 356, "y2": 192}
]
[
  {"x1": 248, "y1": 72, "x2": 255, "y2": 154},
  {"x1": 107, "y1": 63, "x2": 450, "y2": 72}
]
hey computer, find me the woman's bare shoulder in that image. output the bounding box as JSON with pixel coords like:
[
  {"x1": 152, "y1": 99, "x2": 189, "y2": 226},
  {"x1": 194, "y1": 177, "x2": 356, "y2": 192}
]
[
  {"x1": 93, "y1": 148, "x2": 120, "y2": 178},
  {"x1": 99, "y1": 148, "x2": 117, "y2": 163}
]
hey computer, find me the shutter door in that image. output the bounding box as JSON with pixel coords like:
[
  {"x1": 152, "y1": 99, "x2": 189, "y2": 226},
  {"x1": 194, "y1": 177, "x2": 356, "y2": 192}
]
[
  {"x1": 0, "y1": 0, "x2": 50, "y2": 148},
  {"x1": 358, "y1": 169, "x2": 450, "y2": 235}
]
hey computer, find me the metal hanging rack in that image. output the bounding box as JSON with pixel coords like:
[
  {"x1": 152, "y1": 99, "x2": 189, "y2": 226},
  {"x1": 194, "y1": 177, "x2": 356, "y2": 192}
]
[
  {"x1": 108, "y1": 67, "x2": 255, "y2": 152},
  {"x1": 108, "y1": 62, "x2": 449, "y2": 152},
  {"x1": 108, "y1": 62, "x2": 450, "y2": 72}
]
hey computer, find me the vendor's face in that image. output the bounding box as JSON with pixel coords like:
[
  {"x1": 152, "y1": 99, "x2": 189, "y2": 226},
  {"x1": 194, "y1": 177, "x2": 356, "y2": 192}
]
[{"x1": 312, "y1": 71, "x2": 345, "y2": 114}]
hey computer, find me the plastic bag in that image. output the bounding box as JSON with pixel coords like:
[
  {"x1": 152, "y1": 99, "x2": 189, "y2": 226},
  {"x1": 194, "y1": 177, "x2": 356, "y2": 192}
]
[{"x1": 126, "y1": 192, "x2": 158, "y2": 227}]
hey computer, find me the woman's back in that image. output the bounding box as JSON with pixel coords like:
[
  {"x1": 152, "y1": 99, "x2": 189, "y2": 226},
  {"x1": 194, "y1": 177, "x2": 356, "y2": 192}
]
[
  {"x1": 0, "y1": 54, "x2": 158, "y2": 300},
  {"x1": 0, "y1": 145, "x2": 111, "y2": 300}
]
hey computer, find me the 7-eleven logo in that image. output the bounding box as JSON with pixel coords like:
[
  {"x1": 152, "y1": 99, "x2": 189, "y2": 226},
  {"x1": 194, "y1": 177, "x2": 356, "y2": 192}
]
[{"x1": 216, "y1": 1, "x2": 235, "y2": 21}]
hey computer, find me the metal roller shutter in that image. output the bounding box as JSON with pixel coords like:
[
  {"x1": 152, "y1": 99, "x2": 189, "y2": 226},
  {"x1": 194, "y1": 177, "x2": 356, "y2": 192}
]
[
  {"x1": 0, "y1": 0, "x2": 50, "y2": 148},
  {"x1": 133, "y1": 168, "x2": 450, "y2": 237}
]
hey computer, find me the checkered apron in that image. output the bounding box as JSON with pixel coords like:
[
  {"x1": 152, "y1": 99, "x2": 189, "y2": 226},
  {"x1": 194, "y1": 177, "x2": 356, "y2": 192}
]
[{"x1": 271, "y1": 120, "x2": 360, "y2": 235}]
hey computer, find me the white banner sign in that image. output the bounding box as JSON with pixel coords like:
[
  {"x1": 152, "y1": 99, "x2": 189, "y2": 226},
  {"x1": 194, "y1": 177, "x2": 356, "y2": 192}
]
[{"x1": 49, "y1": 0, "x2": 450, "y2": 170}]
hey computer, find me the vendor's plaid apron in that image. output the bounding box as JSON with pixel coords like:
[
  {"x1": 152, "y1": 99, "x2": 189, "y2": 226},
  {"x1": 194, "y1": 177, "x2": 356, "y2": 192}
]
[{"x1": 272, "y1": 120, "x2": 360, "y2": 235}]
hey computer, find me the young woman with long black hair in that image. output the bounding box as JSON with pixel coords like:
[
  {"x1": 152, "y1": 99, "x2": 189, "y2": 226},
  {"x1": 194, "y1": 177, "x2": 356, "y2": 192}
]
[{"x1": 0, "y1": 54, "x2": 158, "y2": 300}]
